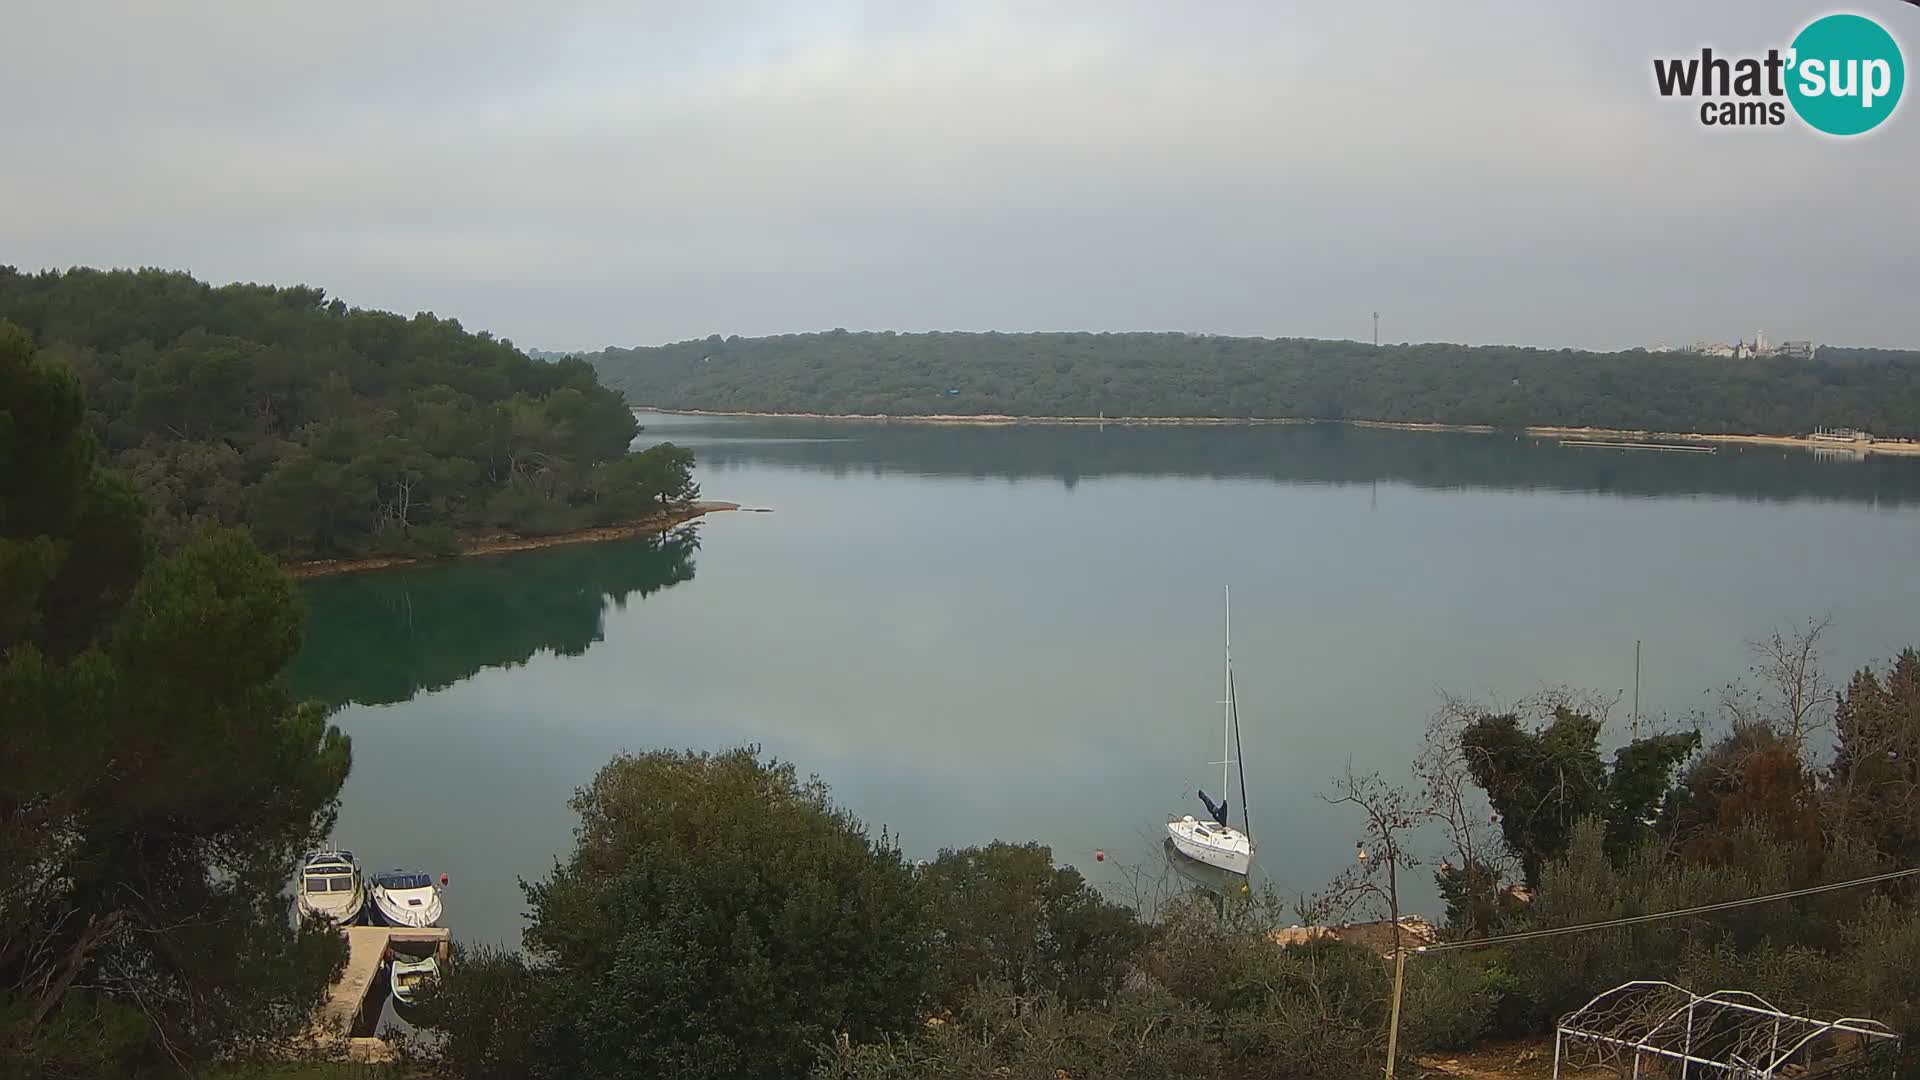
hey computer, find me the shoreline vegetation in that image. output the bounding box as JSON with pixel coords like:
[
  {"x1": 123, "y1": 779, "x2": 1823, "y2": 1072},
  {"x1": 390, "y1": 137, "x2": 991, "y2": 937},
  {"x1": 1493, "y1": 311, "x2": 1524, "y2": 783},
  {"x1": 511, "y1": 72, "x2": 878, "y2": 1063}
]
[
  {"x1": 0, "y1": 267, "x2": 700, "y2": 565},
  {"x1": 642, "y1": 407, "x2": 1920, "y2": 456},
  {"x1": 285, "y1": 500, "x2": 737, "y2": 578}
]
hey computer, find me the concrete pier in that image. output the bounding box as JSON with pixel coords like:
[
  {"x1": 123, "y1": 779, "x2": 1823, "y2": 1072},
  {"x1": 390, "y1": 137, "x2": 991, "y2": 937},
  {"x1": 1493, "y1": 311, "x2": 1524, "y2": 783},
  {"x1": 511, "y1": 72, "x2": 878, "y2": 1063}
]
[{"x1": 314, "y1": 925, "x2": 451, "y2": 1054}]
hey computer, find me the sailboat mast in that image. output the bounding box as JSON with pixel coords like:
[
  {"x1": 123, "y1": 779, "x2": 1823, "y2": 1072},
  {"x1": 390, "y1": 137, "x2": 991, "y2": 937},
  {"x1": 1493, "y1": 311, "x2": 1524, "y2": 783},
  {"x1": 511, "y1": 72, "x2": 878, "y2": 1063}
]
[
  {"x1": 1222, "y1": 587, "x2": 1232, "y2": 806},
  {"x1": 1232, "y1": 663, "x2": 1250, "y2": 838}
]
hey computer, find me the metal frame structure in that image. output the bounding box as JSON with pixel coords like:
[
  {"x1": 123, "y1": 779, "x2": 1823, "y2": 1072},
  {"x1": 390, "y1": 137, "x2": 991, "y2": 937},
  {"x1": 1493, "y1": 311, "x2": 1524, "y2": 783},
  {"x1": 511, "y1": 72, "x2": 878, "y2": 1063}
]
[{"x1": 1553, "y1": 981, "x2": 1902, "y2": 1078}]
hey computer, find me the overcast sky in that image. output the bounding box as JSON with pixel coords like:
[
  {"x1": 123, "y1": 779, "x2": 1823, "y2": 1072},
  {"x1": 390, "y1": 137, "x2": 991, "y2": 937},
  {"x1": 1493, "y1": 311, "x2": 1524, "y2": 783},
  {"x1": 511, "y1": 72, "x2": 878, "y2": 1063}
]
[{"x1": 4, "y1": 1, "x2": 1915, "y2": 351}]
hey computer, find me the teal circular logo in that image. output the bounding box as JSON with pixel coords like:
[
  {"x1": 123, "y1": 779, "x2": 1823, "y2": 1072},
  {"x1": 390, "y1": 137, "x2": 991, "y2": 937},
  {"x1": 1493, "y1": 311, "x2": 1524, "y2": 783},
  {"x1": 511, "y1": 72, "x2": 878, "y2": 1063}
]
[{"x1": 1787, "y1": 14, "x2": 1904, "y2": 135}]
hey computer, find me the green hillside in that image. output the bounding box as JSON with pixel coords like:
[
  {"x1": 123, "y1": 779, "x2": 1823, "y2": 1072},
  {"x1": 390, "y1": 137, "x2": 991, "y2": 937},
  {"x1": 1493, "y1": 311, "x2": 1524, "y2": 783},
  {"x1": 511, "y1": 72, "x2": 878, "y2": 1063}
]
[
  {"x1": 583, "y1": 331, "x2": 1920, "y2": 437},
  {"x1": 0, "y1": 267, "x2": 694, "y2": 560}
]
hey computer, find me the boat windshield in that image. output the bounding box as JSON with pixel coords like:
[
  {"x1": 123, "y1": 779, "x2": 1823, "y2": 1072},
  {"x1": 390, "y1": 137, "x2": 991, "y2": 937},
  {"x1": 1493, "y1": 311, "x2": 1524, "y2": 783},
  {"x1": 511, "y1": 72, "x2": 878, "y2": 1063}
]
[
  {"x1": 376, "y1": 872, "x2": 434, "y2": 889},
  {"x1": 305, "y1": 875, "x2": 354, "y2": 892}
]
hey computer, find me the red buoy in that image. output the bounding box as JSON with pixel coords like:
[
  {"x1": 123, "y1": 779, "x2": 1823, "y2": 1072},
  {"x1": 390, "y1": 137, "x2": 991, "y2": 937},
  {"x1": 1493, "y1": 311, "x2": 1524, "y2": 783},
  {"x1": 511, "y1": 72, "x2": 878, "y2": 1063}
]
[
  {"x1": 1094, "y1": 849, "x2": 1105, "y2": 862},
  {"x1": 440, "y1": 873, "x2": 449, "y2": 887}
]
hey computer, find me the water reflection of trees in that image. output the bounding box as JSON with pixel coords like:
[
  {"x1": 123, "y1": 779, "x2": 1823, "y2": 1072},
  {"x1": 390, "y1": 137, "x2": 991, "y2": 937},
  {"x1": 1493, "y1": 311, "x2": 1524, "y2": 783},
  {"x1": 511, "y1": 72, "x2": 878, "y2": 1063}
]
[
  {"x1": 287, "y1": 527, "x2": 699, "y2": 707},
  {"x1": 678, "y1": 419, "x2": 1920, "y2": 506}
]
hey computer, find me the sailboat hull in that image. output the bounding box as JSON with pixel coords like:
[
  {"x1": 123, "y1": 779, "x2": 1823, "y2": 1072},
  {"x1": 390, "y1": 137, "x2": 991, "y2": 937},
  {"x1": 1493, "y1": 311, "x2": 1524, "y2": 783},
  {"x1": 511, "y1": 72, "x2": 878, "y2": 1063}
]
[{"x1": 1167, "y1": 816, "x2": 1252, "y2": 876}]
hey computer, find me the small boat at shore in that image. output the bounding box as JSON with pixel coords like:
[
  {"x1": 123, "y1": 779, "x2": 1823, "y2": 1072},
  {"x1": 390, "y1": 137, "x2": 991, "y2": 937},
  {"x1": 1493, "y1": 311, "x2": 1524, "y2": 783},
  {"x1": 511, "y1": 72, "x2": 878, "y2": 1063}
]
[
  {"x1": 1167, "y1": 589, "x2": 1256, "y2": 877},
  {"x1": 388, "y1": 949, "x2": 443, "y2": 1007},
  {"x1": 369, "y1": 870, "x2": 444, "y2": 928},
  {"x1": 296, "y1": 851, "x2": 366, "y2": 924}
]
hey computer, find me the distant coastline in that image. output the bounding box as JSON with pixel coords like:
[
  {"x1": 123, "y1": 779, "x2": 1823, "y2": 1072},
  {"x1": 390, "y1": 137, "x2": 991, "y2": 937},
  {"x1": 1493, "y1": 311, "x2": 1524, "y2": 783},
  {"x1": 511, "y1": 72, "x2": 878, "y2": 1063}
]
[
  {"x1": 638, "y1": 408, "x2": 1920, "y2": 457},
  {"x1": 287, "y1": 501, "x2": 739, "y2": 579},
  {"x1": 644, "y1": 407, "x2": 1300, "y2": 428}
]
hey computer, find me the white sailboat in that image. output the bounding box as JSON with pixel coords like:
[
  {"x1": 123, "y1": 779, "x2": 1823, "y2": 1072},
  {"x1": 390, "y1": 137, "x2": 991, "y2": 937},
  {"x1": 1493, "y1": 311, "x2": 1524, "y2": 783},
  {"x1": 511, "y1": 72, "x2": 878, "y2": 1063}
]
[{"x1": 1167, "y1": 588, "x2": 1255, "y2": 876}]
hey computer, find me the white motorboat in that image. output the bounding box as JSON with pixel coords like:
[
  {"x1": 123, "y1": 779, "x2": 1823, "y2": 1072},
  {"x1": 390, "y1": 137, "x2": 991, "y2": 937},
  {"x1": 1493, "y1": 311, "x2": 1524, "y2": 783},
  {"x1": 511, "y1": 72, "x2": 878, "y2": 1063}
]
[
  {"x1": 388, "y1": 949, "x2": 442, "y2": 1006},
  {"x1": 368, "y1": 869, "x2": 444, "y2": 928},
  {"x1": 1167, "y1": 588, "x2": 1256, "y2": 876},
  {"x1": 296, "y1": 850, "x2": 366, "y2": 924}
]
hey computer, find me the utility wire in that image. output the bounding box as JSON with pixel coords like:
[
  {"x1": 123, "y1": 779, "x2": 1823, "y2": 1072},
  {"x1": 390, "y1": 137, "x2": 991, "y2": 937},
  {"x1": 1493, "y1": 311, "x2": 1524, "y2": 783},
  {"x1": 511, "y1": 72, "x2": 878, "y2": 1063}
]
[{"x1": 1414, "y1": 865, "x2": 1920, "y2": 954}]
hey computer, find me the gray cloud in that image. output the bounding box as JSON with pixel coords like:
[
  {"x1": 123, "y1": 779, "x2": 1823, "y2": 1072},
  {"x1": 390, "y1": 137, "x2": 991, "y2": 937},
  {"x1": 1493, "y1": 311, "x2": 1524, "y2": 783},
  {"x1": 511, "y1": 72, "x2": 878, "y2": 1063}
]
[{"x1": 4, "y1": 0, "x2": 1915, "y2": 350}]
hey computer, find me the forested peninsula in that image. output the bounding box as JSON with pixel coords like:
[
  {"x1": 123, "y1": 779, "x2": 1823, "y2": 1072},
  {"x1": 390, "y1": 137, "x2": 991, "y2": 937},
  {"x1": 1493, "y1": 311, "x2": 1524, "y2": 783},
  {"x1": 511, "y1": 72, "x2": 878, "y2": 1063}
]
[
  {"x1": 583, "y1": 331, "x2": 1920, "y2": 438},
  {"x1": 0, "y1": 267, "x2": 696, "y2": 562}
]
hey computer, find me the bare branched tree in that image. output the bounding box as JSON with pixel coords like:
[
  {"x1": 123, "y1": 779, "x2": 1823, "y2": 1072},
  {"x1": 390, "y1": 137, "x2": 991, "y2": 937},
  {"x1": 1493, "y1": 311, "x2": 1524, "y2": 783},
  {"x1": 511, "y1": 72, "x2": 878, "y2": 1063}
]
[
  {"x1": 1105, "y1": 844, "x2": 1185, "y2": 925},
  {"x1": 1307, "y1": 766, "x2": 1423, "y2": 958},
  {"x1": 1517, "y1": 683, "x2": 1624, "y2": 732},
  {"x1": 1417, "y1": 697, "x2": 1526, "y2": 934},
  {"x1": 1420, "y1": 696, "x2": 1512, "y2": 881},
  {"x1": 1718, "y1": 616, "x2": 1835, "y2": 752}
]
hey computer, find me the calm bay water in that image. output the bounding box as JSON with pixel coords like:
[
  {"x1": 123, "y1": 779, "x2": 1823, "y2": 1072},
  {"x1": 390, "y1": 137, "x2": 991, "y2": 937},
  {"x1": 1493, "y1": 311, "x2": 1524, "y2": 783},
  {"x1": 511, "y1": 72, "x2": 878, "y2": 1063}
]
[{"x1": 287, "y1": 414, "x2": 1920, "y2": 946}]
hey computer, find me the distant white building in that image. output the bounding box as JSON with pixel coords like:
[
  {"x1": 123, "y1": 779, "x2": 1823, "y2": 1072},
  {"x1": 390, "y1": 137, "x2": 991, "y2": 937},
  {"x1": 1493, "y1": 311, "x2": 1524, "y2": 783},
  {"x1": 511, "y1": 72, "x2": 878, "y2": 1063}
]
[
  {"x1": 1674, "y1": 330, "x2": 1820, "y2": 359},
  {"x1": 1813, "y1": 426, "x2": 1872, "y2": 443},
  {"x1": 1669, "y1": 335, "x2": 1815, "y2": 359}
]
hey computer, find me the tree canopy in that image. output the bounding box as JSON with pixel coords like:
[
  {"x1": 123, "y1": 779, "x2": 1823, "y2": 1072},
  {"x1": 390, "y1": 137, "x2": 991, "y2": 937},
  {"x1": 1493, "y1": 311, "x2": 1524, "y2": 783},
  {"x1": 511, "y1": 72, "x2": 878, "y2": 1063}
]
[
  {"x1": 1, "y1": 327, "x2": 352, "y2": 1076},
  {"x1": 919, "y1": 841, "x2": 1144, "y2": 1009},
  {"x1": 1827, "y1": 649, "x2": 1920, "y2": 863},
  {"x1": 0, "y1": 268, "x2": 697, "y2": 561},
  {"x1": 1411, "y1": 629, "x2": 1920, "y2": 1045},
  {"x1": 421, "y1": 747, "x2": 931, "y2": 1080},
  {"x1": 1460, "y1": 707, "x2": 1699, "y2": 885},
  {"x1": 583, "y1": 330, "x2": 1920, "y2": 437}
]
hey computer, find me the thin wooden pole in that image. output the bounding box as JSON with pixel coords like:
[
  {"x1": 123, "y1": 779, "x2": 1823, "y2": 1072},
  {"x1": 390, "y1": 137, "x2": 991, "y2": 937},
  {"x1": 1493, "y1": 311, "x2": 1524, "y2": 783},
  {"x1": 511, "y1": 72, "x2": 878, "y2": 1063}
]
[
  {"x1": 1632, "y1": 639, "x2": 1642, "y2": 740},
  {"x1": 1384, "y1": 946, "x2": 1408, "y2": 1078}
]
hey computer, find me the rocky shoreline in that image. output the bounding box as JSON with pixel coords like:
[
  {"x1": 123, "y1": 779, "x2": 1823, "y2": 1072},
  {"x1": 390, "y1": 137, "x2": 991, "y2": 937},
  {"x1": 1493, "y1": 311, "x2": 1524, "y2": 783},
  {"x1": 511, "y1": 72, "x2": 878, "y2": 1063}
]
[{"x1": 286, "y1": 501, "x2": 739, "y2": 579}]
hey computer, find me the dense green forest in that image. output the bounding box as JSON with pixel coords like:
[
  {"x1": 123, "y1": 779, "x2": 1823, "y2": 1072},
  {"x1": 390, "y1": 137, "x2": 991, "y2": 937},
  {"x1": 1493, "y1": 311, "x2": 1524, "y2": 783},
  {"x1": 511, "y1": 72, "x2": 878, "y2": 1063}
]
[
  {"x1": 4, "y1": 326, "x2": 354, "y2": 1075},
  {"x1": 583, "y1": 331, "x2": 1920, "y2": 437},
  {"x1": 0, "y1": 267, "x2": 696, "y2": 560}
]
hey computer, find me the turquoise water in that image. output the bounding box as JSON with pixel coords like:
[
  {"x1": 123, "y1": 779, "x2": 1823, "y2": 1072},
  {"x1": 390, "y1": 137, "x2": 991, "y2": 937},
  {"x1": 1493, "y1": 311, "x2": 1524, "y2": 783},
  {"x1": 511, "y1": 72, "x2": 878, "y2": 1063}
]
[{"x1": 289, "y1": 415, "x2": 1920, "y2": 946}]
